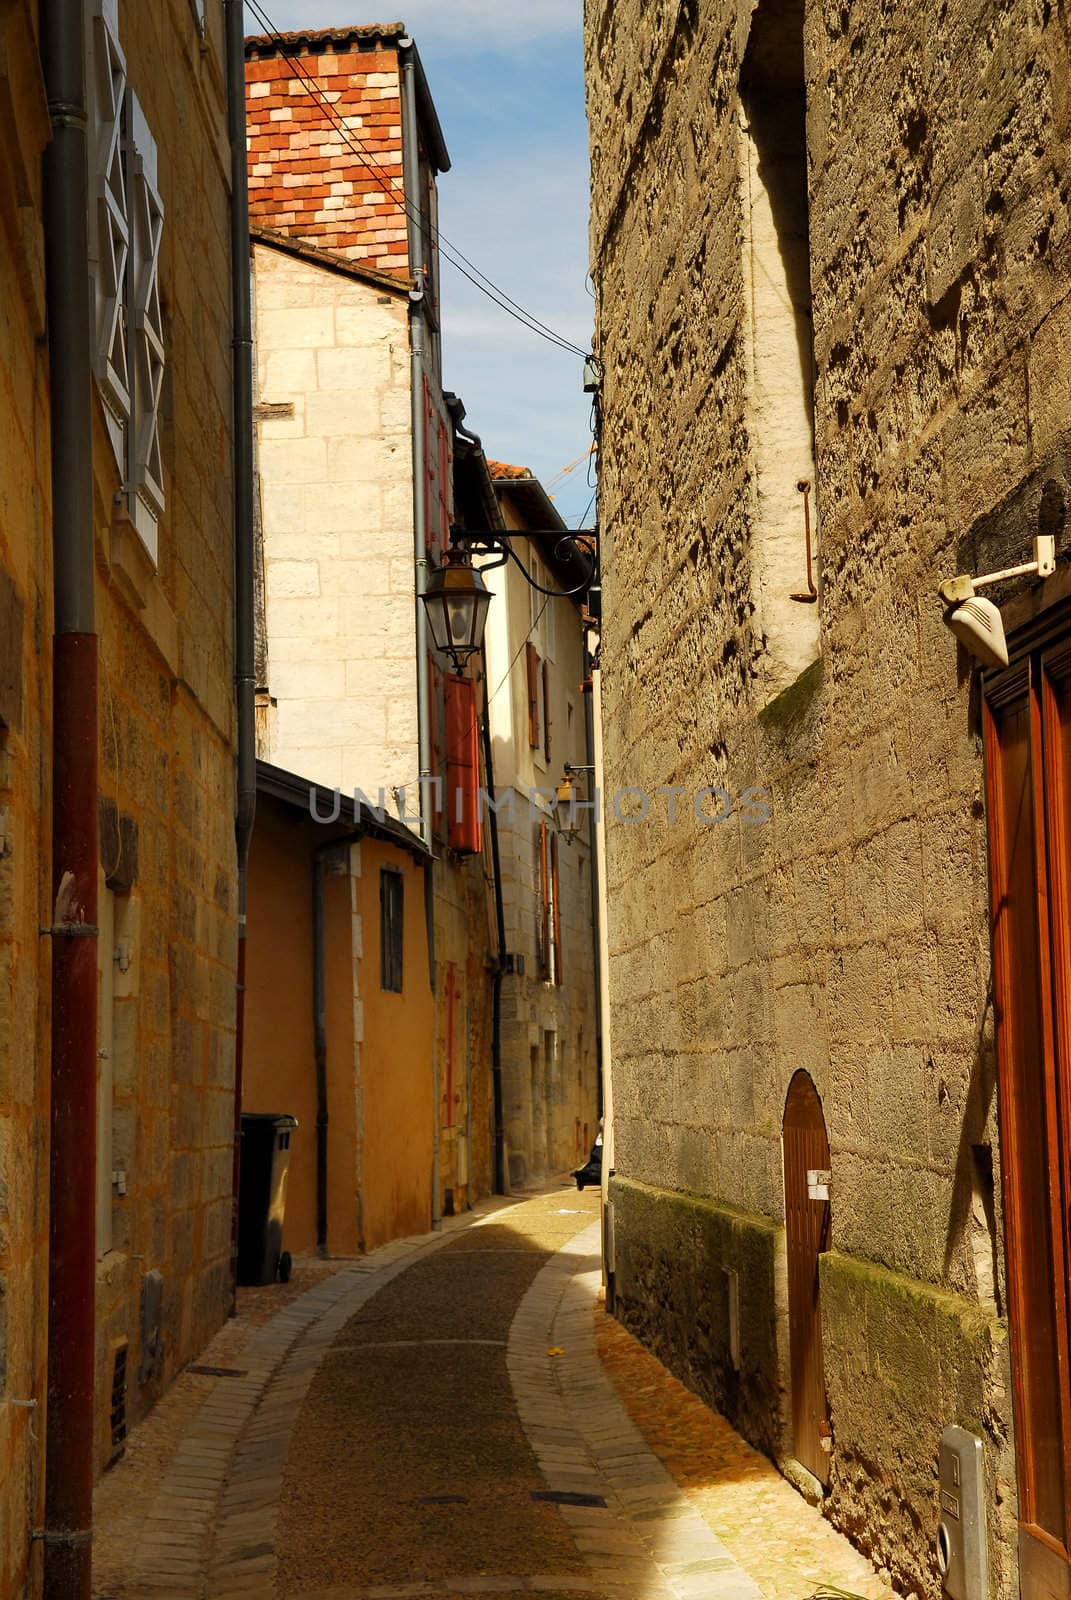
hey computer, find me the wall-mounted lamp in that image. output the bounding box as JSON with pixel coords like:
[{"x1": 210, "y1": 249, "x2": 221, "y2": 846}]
[
  {"x1": 938, "y1": 535, "x2": 1057, "y2": 668},
  {"x1": 555, "y1": 763, "x2": 595, "y2": 841},
  {"x1": 420, "y1": 544, "x2": 493, "y2": 672}
]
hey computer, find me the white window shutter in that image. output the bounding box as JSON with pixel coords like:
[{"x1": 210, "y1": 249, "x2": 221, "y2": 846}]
[
  {"x1": 125, "y1": 92, "x2": 165, "y2": 562},
  {"x1": 86, "y1": 1, "x2": 130, "y2": 472}
]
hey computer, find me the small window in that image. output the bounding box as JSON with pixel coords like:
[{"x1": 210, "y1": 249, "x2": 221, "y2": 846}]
[{"x1": 380, "y1": 869, "x2": 404, "y2": 992}]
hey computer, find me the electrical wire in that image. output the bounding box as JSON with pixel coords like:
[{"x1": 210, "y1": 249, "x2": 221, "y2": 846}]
[{"x1": 244, "y1": 0, "x2": 591, "y2": 359}]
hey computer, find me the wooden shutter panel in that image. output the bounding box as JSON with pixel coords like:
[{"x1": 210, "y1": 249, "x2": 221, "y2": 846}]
[
  {"x1": 550, "y1": 830, "x2": 562, "y2": 985},
  {"x1": 445, "y1": 672, "x2": 481, "y2": 855},
  {"x1": 527, "y1": 644, "x2": 540, "y2": 749},
  {"x1": 539, "y1": 820, "x2": 550, "y2": 977},
  {"x1": 542, "y1": 659, "x2": 552, "y2": 760},
  {"x1": 428, "y1": 652, "x2": 444, "y2": 837}
]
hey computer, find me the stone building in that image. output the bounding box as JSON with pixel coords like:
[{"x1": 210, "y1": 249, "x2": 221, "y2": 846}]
[
  {"x1": 1, "y1": 0, "x2": 243, "y2": 1593},
  {"x1": 480, "y1": 461, "x2": 601, "y2": 1188},
  {"x1": 244, "y1": 24, "x2": 495, "y2": 1223},
  {"x1": 586, "y1": 3, "x2": 1071, "y2": 1598}
]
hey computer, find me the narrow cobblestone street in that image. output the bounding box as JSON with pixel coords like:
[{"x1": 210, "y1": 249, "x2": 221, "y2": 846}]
[{"x1": 94, "y1": 1185, "x2": 892, "y2": 1600}]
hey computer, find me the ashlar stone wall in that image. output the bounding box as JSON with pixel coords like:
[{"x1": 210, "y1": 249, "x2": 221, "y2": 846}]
[
  {"x1": 253, "y1": 240, "x2": 418, "y2": 800},
  {"x1": 586, "y1": 0, "x2": 1071, "y2": 1593}
]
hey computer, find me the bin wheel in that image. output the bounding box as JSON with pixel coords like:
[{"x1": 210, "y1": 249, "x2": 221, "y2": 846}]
[{"x1": 278, "y1": 1251, "x2": 292, "y2": 1284}]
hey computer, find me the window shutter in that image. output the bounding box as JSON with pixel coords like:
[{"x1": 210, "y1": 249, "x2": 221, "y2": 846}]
[
  {"x1": 542, "y1": 659, "x2": 552, "y2": 761},
  {"x1": 423, "y1": 376, "x2": 435, "y2": 556},
  {"x1": 551, "y1": 831, "x2": 562, "y2": 985},
  {"x1": 428, "y1": 652, "x2": 444, "y2": 837},
  {"x1": 445, "y1": 672, "x2": 481, "y2": 855},
  {"x1": 438, "y1": 416, "x2": 450, "y2": 546},
  {"x1": 527, "y1": 643, "x2": 540, "y2": 749},
  {"x1": 539, "y1": 820, "x2": 550, "y2": 978},
  {"x1": 87, "y1": 1, "x2": 130, "y2": 472},
  {"x1": 125, "y1": 92, "x2": 165, "y2": 561}
]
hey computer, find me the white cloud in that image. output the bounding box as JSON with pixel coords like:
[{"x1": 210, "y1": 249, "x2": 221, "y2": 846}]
[{"x1": 263, "y1": 0, "x2": 580, "y2": 47}]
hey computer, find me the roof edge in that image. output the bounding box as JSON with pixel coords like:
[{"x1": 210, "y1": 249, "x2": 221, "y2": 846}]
[
  {"x1": 250, "y1": 225, "x2": 415, "y2": 296},
  {"x1": 256, "y1": 759, "x2": 430, "y2": 859},
  {"x1": 245, "y1": 23, "x2": 407, "y2": 56}
]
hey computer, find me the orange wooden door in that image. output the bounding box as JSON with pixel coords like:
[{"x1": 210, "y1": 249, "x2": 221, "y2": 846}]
[
  {"x1": 985, "y1": 624, "x2": 1071, "y2": 1600},
  {"x1": 783, "y1": 1069, "x2": 832, "y2": 1486}
]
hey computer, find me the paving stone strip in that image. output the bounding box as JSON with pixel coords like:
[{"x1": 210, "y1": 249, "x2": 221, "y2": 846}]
[
  {"x1": 119, "y1": 1201, "x2": 525, "y2": 1599},
  {"x1": 506, "y1": 1222, "x2": 764, "y2": 1600}
]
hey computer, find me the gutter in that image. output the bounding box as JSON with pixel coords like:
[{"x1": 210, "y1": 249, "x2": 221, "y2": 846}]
[
  {"x1": 40, "y1": 0, "x2": 98, "y2": 1592},
  {"x1": 399, "y1": 36, "x2": 441, "y2": 1228},
  {"x1": 226, "y1": 0, "x2": 257, "y2": 1312},
  {"x1": 479, "y1": 672, "x2": 508, "y2": 1196}
]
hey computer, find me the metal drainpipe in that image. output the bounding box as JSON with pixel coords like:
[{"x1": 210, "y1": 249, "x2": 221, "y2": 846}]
[
  {"x1": 40, "y1": 1, "x2": 98, "y2": 1593},
  {"x1": 225, "y1": 0, "x2": 257, "y2": 1314},
  {"x1": 399, "y1": 38, "x2": 440, "y2": 1227},
  {"x1": 479, "y1": 670, "x2": 508, "y2": 1195},
  {"x1": 582, "y1": 642, "x2": 604, "y2": 1121}
]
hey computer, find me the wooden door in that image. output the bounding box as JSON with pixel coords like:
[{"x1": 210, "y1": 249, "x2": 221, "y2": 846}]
[
  {"x1": 985, "y1": 616, "x2": 1071, "y2": 1600},
  {"x1": 783, "y1": 1069, "x2": 832, "y2": 1486}
]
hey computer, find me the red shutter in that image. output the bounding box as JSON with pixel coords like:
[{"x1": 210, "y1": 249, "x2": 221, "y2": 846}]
[
  {"x1": 527, "y1": 644, "x2": 540, "y2": 749},
  {"x1": 542, "y1": 659, "x2": 552, "y2": 761},
  {"x1": 438, "y1": 417, "x2": 450, "y2": 546},
  {"x1": 551, "y1": 830, "x2": 563, "y2": 985},
  {"x1": 428, "y1": 652, "x2": 444, "y2": 838},
  {"x1": 445, "y1": 672, "x2": 481, "y2": 855},
  {"x1": 423, "y1": 376, "x2": 436, "y2": 557}
]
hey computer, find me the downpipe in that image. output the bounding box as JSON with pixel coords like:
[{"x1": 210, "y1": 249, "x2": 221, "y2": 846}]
[
  {"x1": 480, "y1": 665, "x2": 507, "y2": 1195},
  {"x1": 226, "y1": 0, "x2": 257, "y2": 1312},
  {"x1": 400, "y1": 38, "x2": 440, "y2": 1226},
  {"x1": 40, "y1": 0, "x2": 98, "y2": 1592}
]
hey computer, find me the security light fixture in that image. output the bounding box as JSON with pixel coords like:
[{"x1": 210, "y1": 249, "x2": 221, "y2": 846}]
[
  {"x1": 938, "y1": 535, "x2": 1057, "y2": 669},
  {"x1": 421, "y1": 545, "x2": 493, "y2": 671}
]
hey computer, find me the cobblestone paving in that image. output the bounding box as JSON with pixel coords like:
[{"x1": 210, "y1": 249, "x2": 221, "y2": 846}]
[
  {"x1": 595, "y1": 1310, "x2": 894, "y2": 1600},
  {"x1": 94, "y1": 1187, "x2": 892, "y2": 1600}
]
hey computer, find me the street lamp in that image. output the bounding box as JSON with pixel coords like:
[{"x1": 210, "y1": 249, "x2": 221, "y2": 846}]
[
  {"x1": 555, "y1": 764, "x2": 595, "y2": 841},
  {"x1": 421, "y1": 544, "x2": 493, "y2": 671}
]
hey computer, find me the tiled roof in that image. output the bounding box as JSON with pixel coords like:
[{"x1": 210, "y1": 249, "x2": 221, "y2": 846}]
[
  {"x1": 486, "y1": 460, "x2": 532, "y2": 480},
  {"x1": 245, "y1": 36, "x2": 409, "y2": 275},
  {"x1": 245, "y1": 24, "x2": 406, "y2": 52}
]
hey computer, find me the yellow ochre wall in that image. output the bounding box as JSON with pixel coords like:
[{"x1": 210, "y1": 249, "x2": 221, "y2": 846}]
[
  {"x1": 356, "y1": 836, "x2": 435, "y2": 1251},
  {"x1": 245, "y1": 798, "x2": 434, "y2": 1259}
]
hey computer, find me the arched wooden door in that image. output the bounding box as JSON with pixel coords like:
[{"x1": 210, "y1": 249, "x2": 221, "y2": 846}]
[{"x1": 783, "y1": 1070, "x2": 832, "y2": 1487}]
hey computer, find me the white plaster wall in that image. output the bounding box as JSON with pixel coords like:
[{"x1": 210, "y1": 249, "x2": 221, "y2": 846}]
[{"x1": 252, "y1": 242, "x2": 417, "y2": 805}]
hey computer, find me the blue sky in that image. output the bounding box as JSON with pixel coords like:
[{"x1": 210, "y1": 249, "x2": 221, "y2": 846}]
[{"x1": 252, "y1": 1, "x2": 597, "y2": 527}]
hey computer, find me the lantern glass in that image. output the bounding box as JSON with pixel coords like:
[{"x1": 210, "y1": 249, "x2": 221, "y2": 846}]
[
  {"x1": 555, "y1": 779, "x2": 580, "y2": 837},
  {"x1": 422, "y1": 554, "x2": 492, "y2": 664}
]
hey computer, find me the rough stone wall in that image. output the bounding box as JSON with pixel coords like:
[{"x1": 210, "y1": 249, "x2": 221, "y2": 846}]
[
  {"x1": 90, "y1": 0, "x2": 238, "y2": 1476},
  {"x1": 251, "y1": 241, "x2": 418, "y2": 799},
  {"x1": 0, "y1": 4, "x2": 52, "y2": 1591},
  {"x1": 585, "y1": 0, "x2": 1071, "y2": 1592}
]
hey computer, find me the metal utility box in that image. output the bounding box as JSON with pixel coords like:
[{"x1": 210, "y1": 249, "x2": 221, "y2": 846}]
[
  {"x1": 237, "y1": 1112, "x2": 298, "y2": 1286},
  {"x1": 938, "y1": 1425, "x2": 988, "y2": 1600}
]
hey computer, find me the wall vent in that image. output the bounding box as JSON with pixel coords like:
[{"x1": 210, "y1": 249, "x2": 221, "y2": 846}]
[{"x1": 109, "y1": 1341, "x2": 128, "y2": 1461}]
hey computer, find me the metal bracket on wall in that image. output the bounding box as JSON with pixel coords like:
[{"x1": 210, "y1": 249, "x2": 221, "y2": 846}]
[{"x1": 791, "y1": 479, "x2": 819, "y2": 603}]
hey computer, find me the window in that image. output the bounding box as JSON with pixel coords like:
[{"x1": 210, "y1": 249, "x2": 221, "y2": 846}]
[
  {"x1": 86, "y1": 3, "x2": 166, "y2": 564},
  {"x1": 542, "y1": 659, "x2": 552, "y2": 761},
  {"x1": 536, "y1": 820, "x2": 563, "y2": 985},
  {"x1": 526, "y1": 642, "x2": 541, "y2": 749},
  {"x1": 739, "y1": 0, "x2": 818, "y2": 697},
  {"x1": 380, "y1": 869, "x2": 404, "y2": 992},
  {"x1": 444, "y1": 671, "x2": 482, "y2": 855}
]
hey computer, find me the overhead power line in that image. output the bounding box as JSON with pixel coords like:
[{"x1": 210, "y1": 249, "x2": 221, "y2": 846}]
[{"x1": 243, "y1": 0, "x2": 591, "y2": 360}]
